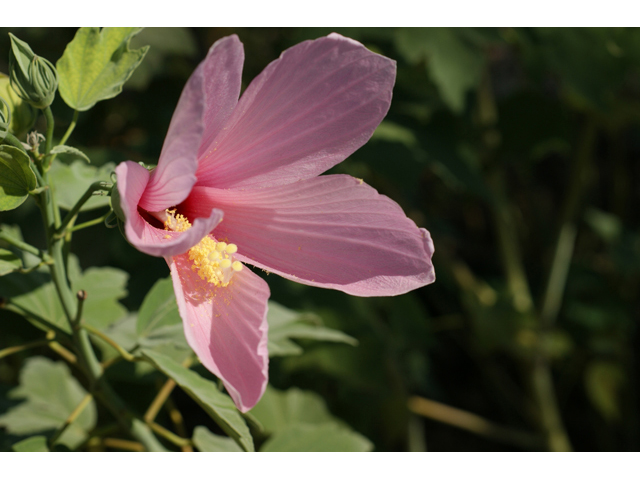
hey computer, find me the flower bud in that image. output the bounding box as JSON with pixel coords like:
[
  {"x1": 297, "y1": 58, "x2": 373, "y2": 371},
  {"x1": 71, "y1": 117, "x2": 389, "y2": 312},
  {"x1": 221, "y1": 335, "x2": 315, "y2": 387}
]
[
  {"x1": 0, "y1": 72, "x2": 37, "y2": 137},
  {"x1": 8, "y1": 33, "x2": 58, "y2": 109}
]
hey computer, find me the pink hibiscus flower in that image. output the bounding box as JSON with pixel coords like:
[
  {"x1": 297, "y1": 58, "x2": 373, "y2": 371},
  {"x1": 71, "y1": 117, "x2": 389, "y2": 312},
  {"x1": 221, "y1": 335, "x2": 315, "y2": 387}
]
[{"x1": 115, "y1": 33, "x2": 435, "y2": 412}]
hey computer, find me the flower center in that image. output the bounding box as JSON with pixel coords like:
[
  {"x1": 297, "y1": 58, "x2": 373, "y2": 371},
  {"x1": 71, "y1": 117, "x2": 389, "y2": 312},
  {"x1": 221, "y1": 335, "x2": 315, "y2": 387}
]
[{"x1": 163, "y1": 209, "x2": 243, "y2": 287}]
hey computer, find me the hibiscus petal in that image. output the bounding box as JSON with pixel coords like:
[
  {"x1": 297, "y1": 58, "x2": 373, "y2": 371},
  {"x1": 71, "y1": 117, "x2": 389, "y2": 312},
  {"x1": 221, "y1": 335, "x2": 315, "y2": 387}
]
[
  {"x1": 167, "y1": 252, "x2": 270, "y2": 412},
  {"x1": 195, "y1": 33, "x2": 396, "y2": 189},
  {"x1": 182, "y1": 175, "x2": 435, "y2": 297},
  {"x1": 116, "y1": 161, "x2": 224, "y2": 257},
  {"x1": 140, "y1": 35, "x2": 244, "y2": 212}
]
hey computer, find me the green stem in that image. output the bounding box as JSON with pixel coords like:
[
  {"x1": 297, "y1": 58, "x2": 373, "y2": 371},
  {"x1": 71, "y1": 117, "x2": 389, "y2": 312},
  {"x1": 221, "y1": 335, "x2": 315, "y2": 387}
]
[
  {"x1": 146, "y1": 421, "x2": 192, "y2": 448},
  {"x1": 43, "y1": 106, "x2": 54, "y2": 156},
  {"x1": 540, "y1": 117, "x2": 597, "y2": 328},
  {"x1": 48, "y1": 393, "x2": 93, "y2": 448},
  {"x1": 45, "y1": 110, "x2": 80, "y2": 169},
  {"x1": 540, "y1": 224, "x2": 577, "y2": 327},
  {"x1": 531, "y1": 358, "x2": 571, "y2": 451},
  {"x1": 0, "y1": 339, "x2": 50, "y2": 360},
  {"x1": 1, "y1": 131, "x2": 27, "y2": 152},
  {"x1": 488, "y1": 171, "x2": 534, "y2": 313},
  {"x1": 478, "y1": 76, "x2": 571, "y2": 452},
  {"x1": 92, "y1": 383, "x2": 167, "y2": 452},
  {"x1": 145, "y1": 378, "x2": 177, "y2": 423},
  {"x1": 34, "y1": 153, "x2": 165, "y2": 452},
  {"x1": 56, "y1": 182, "x2": 112, "y2": 238},
  {"x1": 59, "y1": 110, "x2": 78, "y2": 147},
  {"x1": 0, "y1": 231, "x2": 49, "y2": 260},
  {"x1": 81, "y1": 323, "x2": 137, "y2": 362},
  {"x1": 74, "y1": 290, "x2": 86, "y2": 326},
  {"x1": 67, "y1": 212, "x2": 110, "y2": 234}
]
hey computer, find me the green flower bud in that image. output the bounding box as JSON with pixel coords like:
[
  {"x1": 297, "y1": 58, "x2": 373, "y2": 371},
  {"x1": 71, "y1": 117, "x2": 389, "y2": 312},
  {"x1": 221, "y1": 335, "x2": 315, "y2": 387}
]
[
  {"x1": 0, "y1": 72, "x2": 37, "y2": 137},
  {"x1": 8, "y1": 33, "x2": 58, "y2": 109}
]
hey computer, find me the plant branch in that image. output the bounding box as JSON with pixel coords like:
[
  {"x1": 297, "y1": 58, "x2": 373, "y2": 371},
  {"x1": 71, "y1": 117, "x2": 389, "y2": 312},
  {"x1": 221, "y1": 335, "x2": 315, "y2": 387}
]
[
  {"x1": 144, "y1": 378, "x2": 177, "y2": 423},
  {"x1": 56, "y1": 182, "x2": 112, "y2": 238},
  {"x1": 58, "y1": 110, "x2": 78, "y2": 147},
  {"x1": 81, "y1": 323, "x2": 137, "y2": 362},
  {"x1": 146, "y1": 421, "x2": 192, "y2": 448},
  {"x1": 0, "y1": 339, "x2": 49, "y2": 360},
  {"x1": 0, "y1": 231, "x2": 50, "y2": 261},
  {"x1": 408, "y1": 396, "x2": 543, "y2": 450},
  {"x1": 100, "y1": 438, "x2": 145, "y2": 452},
  {"x1": 67, "y1": 211, "x2": 110, "y2": 234},
  {"x1": 0, "y1": 131, "x2": 28, "y2": 152},
  {"x1": 48, "y1": 393, "x2": 93, "y2": 448},
  {"x1": 42, "y1": 106, "x2": 54, "y2": 156}
]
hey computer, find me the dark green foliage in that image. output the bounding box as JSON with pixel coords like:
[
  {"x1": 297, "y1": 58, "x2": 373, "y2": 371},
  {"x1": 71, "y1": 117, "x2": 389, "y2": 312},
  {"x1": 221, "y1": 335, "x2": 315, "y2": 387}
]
[{"x1": 1, "y1": 27, "x2": 639, "y2": 452}]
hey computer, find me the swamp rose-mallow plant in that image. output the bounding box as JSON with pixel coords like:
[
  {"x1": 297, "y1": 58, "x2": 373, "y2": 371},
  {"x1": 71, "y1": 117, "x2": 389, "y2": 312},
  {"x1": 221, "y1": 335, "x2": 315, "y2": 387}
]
[{"x1": 115, "y1": 33, "x2": 435, "y2": 412}]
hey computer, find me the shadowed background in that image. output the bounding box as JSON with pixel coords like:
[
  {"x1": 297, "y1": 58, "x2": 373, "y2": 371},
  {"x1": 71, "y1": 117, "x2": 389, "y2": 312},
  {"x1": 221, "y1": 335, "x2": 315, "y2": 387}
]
[{"x1": 1, "y1": 27, "x2": 639, "y2": 451}]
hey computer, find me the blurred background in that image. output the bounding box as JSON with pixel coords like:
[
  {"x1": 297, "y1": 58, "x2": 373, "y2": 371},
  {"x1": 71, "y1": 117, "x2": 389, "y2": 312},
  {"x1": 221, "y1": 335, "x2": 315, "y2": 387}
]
[{"x1": 1, "y1": 27, "x2": 639, "y2": 451}]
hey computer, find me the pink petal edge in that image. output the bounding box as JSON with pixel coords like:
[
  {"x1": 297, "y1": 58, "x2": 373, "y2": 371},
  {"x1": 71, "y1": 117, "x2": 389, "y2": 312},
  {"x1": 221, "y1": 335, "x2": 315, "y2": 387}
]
[
  {"x1": 167, "y1": 251, "x2": 270, "y2": 412},
  {"x1": 140, "y1": 35, "x2": 244, "y2": 212},
  {"x1": 182, "y1": 174, "x2": 435, "y2": 297},
  {"x1": 116, "y1": 161, "x2": 223, "y2": 258},
  {"x1": 195, "y1": 33, "x2": 397, "y2": 189}
]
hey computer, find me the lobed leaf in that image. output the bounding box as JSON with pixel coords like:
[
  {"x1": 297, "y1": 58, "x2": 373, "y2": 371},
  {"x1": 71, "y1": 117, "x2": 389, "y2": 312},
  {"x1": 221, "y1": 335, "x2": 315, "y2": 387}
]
[
  {"x1": 249, "y1": 386, "x2": 335, "y2": 435},
  {"x1": 267, "y1": 301, "x2": 358, "y2": 357},
  {"x1": 48, "y1": 160, "x2": 114, "y2": 211},
  {"x1": 0, "y1": 357, "x2": 96, "y2": 450},
  {"x1": 0, "y1": 255, "x2": 128, "y2": 334},
  {"x1": 57, "y1": 27, "x2": 149, "y2": 111},
  {"x1": 0, "y1": 145, "x2": 36, "y2": 211}
]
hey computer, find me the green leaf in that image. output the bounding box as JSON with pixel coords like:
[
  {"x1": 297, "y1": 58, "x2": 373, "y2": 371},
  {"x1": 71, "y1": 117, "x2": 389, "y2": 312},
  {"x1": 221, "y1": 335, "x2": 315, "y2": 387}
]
[
  {"x1": 0, "y1": 357, "x2": 97, "y2": 450},
  {"x1": 267, "y1": 301, "x2": 358, "y2": 357},
  {"x1": 250, "y1": 385, "x2": 374, "y2": 451},
  {"x1": 395, "y1": 28, "x2": 484, "y2": 113},
  {"x1": 48, "y1": 160, "x2": 114, "y2": 211},
  {"x1": 12, "y1": 435, "x2": 49, "y2": 452},
  {"x1": 47, "y1": 145, "x2": 90, "y2": 163},
  {"x1": 192, "y1": 426, "x2": 243, "y2": 452},
  {"x1": 0, "y1": 248, "x2": 22, "y2": 275},
  {"x1": 0, "y1": 145, "x2": 37, "y2": 211},
  {"x1": 132, "y1": 276, "x2": 187, "y2": 350},
  {"x1": 136, "y1": 277, "x2": 183, "y2": 340},
  {"x1": 249, "y1": 386, "x2": 335, "y2": 435},
  {"x1": 260, "y1": 424, "x2": 373, "y2": 452},
  {"x1": 57, "y1": 27, "x2": 149, "y2": 111},
  {"x1": 142, "y1": 349, "x2": 254, "y2": 452},
  {"x1": 0, "y1": 255, "x2": 128, "y2": 334},
  {"x1": 69, "y1": 261, "x2": 128, "y2": 330}
]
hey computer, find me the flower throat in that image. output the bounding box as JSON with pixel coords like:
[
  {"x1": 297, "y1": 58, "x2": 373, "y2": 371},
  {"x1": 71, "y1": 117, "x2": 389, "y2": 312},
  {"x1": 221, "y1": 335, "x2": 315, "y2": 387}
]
[{"x1": 164, "y1": 209, "x2": 242, "y2": 287}]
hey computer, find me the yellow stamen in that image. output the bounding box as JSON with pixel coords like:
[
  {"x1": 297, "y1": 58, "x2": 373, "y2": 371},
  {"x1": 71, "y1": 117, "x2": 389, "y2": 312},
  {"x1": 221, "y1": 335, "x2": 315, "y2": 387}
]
[{"x1": 162, "y1": 209, "x2": 243, "y2": 287}]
